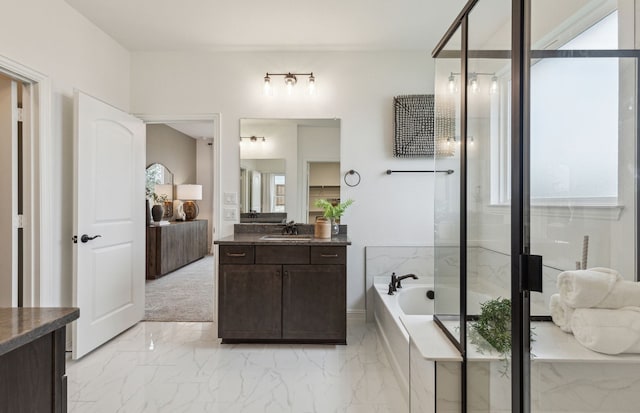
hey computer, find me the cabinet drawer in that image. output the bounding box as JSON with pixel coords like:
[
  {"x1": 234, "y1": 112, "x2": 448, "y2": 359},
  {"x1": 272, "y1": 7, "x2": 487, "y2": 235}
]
[
  {"x1": 310, "y1": 247, "x2": 346, "y2": 265},
  {"x1": 219, "y1": 245, "x2": 254, "y2": 264},
  {"x1": 256, "y1": 245, "x2": 309, "y2": 264}
]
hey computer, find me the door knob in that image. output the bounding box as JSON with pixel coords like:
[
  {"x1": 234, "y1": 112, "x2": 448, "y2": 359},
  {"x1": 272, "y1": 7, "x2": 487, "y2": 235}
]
[{"x1": 80, "y1": 234, "x2": 102, "y2": 243}]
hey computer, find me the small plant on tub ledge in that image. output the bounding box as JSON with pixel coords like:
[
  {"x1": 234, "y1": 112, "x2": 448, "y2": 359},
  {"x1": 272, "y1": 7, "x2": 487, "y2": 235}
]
[
  {"x1": 314, "y1": 198, "x2": 354, "y2": 235},
  {"x1": 469, "y1": 297, "x2": 535, "y2": 377}
]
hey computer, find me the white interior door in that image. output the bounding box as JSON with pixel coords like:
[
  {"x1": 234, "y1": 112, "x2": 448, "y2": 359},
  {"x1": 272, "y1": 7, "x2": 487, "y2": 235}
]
[{"x1": 72, "y1": 91, "x2": 145, "y2": 359}]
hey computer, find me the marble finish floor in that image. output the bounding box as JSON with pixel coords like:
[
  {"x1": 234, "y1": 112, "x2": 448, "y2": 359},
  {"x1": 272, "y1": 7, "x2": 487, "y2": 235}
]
[{"x1": 66, "y1": 320, "x2": 408, "y2": 413}]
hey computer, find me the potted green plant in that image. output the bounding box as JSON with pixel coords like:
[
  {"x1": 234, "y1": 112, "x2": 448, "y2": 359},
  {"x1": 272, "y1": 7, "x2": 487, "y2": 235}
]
[
  {"x1": 314, "y1": 199, "x2": 354, "y2": 235},
  {"x1": 469, "y1": 297, "x2": 534, "y2": 377}
]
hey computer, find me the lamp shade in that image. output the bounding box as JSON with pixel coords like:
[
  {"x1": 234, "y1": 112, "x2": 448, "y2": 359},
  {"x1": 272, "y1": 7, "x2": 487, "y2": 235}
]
[
  {"x1": 154, "y1": 184, "x2": 173, "y2": 201},
  {"x1": 176, "y1": 184, "x2": 202, "y2": 201}
]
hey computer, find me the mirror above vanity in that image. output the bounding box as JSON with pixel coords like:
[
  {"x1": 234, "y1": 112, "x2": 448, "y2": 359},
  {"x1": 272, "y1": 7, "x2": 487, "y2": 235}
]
[{"x1": 239, "y1": 118, "x2": 341, "y2": 224}]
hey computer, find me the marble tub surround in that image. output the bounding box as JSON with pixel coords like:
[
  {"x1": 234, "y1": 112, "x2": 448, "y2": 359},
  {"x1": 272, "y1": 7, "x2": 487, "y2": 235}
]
[
  {"x1": 466, "y1": 322, "x2": 640, "y2": 412},
  {"x1": 402, "y1": 316, "x2": 462, "y2": 413},
  {"x1": 66, "y1": 320, "x2": 407, "y2": 413},
  {"x1": 366, "y1": 246, "x2": 434, "y2": 322}
]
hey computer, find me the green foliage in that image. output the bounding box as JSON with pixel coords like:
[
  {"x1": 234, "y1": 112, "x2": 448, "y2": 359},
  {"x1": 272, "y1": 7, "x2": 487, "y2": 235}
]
[
  {"x1": 314, "y1": 199, "x2": 354, "y2": 219},
  {"x1": 469, "y1": 297, "x2": 512, "y2": 376},
  {"x1": 471, "y1": 298, "x2": 512, "y2": 353}
]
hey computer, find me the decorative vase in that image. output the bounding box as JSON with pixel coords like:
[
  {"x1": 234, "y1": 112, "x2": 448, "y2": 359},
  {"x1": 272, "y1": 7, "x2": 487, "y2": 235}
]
[
  {"x1": 151, "y1": 204, "x2": 164, "y2": 222},
  {"x1": 314, "y1": 217, "x2": 331, "y2": 239},
  {"x1": 330, "y1": 218, "x2": 339, "y2": 235}
]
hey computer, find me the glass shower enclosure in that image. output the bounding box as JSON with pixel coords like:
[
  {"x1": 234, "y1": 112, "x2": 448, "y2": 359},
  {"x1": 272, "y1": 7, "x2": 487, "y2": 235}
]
[{"x1": 433, "y1": 0, "x2": 639, "y2": 411}]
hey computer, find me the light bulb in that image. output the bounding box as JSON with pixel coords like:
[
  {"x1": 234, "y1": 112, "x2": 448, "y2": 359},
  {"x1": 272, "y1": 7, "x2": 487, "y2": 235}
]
[
  {"x1": 284, "y1": 73, "x2": 297, "y2": 96},
  {"x1": 263, "y1": 74, "x2": 272, "y2": 96},
  {"x1": 308, "y1": 73, "x2": 316, "y2": 95},
  {"x1": 448, "y1": 74, "x2": 456, "y2": 94},
  {"x1": 469, "y1": 73, "x2": 478, "y2": 93},
  {"x1": 490, "y1": 76, "x2": 498, "y2": 95}
]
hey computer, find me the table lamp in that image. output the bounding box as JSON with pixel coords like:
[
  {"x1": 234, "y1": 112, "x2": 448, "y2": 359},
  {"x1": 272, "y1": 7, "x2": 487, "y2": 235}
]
[{"x1": 176, "y1": 184, "x2": 202, "y2": 220}]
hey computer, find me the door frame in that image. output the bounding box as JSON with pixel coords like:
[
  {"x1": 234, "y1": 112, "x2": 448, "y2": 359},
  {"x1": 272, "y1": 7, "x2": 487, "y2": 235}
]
[
  {"x1": 137, "y1": 113, "x2": 222, "y2": 324},
  {"x1": 0, "y1": 55, "x2": 52, "y2": 307}
]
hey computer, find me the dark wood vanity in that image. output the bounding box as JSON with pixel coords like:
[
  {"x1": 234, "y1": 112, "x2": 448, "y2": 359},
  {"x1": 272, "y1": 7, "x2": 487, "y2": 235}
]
[
  {"x1": 146, "y1": 219, "x2": 208, "y2": 279},
  {"x1": 0, "y1": 307, "x2": 79, "y2": 413},
  {"x1": 215, "y1": 227, "x2": 350, "y2": 344}
]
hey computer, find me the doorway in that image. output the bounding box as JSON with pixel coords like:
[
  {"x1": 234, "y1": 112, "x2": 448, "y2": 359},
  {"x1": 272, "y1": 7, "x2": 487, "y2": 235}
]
[
  {"x1": 0, "y1": 58, "x2": 48, "y2": 309},
  {"x1": 141, "y1": 117, "x2": 221, "y2": 323}
]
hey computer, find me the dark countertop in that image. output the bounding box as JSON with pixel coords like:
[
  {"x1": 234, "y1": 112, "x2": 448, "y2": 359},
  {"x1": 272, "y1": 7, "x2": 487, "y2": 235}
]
[
  {"x1": 0, "y1": 307, "x2": 79, "y2": 356},
  {"x1": 215, "y1": 232, "x2": 351, "y2": 246}
]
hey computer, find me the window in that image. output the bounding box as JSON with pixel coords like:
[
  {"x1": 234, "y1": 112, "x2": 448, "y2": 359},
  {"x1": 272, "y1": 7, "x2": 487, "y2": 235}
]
[{"x1": 493, "y1": 12, "x2": 620, "y2": 205}]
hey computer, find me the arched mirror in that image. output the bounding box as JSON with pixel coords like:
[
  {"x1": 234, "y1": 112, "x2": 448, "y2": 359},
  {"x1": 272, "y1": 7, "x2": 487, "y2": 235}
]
[{"x1": 146, "y1": 162, "x2": 174, "y2": 219}]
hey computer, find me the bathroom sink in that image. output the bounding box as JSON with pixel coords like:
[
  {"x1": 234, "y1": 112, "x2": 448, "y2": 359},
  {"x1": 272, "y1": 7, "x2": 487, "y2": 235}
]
[{"x1": 260, "y1": 234, "x2": 313, "y2": 241}]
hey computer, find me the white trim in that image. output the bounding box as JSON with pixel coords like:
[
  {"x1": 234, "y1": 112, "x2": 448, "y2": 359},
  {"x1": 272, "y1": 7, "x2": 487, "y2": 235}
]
[
  {"x1": 487, "y1": 203, "x2": 624, "y2": 220},
  {"x1": 136, "y1": 113, "x2": 222, "y2": 324},
  {"x1": 0, "y1": 54, "x2": 52, "y2": 306},
  {"x1": 347, "y1": 309, "x2": 366, "y2": 320}
]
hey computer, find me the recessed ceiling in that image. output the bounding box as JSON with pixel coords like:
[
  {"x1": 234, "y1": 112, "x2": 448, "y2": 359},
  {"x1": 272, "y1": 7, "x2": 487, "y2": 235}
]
[{"x1": 64, "y1": 0, "x2": 466, "y2": 52}]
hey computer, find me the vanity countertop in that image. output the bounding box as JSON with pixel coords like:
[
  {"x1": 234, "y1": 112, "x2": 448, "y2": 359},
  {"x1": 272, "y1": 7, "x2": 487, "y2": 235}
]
[
  {"x1": 0, "y1": 307, "x2": 79, "y2": 356},
  {"x1": 215, "y1": 232, "x2": 351, "y2": 246}
]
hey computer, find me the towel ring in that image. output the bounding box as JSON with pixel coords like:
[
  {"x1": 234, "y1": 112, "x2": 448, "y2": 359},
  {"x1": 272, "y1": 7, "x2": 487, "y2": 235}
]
[{"x1": 344, "y1": 169, "x2": 361, "y2": 187}]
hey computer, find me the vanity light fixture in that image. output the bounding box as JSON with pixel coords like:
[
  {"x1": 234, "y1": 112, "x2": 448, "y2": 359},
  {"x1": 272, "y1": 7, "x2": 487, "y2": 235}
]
[
  {"x1": 240, "y1": 135, "x2": 266, "y2": 143},
  {"x1": 263, "y1": 72, "x2": 316, "y2": 96},
  {"x1": 448, "y1": 72, "x2": 497, "y2": 95}
]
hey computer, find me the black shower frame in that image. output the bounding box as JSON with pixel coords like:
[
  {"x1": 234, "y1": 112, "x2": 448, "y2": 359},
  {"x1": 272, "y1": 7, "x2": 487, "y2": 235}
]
[{"x1": 431, "y1": 1, "x2": 640, "y2": 412}]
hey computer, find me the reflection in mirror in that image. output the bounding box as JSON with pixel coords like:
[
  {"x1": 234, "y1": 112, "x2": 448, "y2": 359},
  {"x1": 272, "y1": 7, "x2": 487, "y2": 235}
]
[
  {"x1": 146, "y1": 163, "x2": 174, "y2": 219},
  {"x1": 240, "y1": 118, "x2": 341, "y2": 223},
  {"x1": 240, "y1": 159, "x2": 286, "y2": 213},
  {"x1": 146, "y1": 162, "x2": 174, "y2": 199}
]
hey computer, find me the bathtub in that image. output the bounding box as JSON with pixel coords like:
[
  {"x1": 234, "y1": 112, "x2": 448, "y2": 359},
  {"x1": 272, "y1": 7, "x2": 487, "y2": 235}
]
[{"x1": 373, "y1": 283, "x2": 435, "y2": 400}]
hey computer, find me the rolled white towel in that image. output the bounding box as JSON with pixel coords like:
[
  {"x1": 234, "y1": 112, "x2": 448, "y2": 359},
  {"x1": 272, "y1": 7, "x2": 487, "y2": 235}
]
[
  {"x1": 549, "y1": 294, "x2": 574, "y2": 333},
  {"x1": 571, "y1": 307, "x2": 640, "y2": 354},
  {"x1": 557, "y1": 267, "x2": 622, "y2": 308}
]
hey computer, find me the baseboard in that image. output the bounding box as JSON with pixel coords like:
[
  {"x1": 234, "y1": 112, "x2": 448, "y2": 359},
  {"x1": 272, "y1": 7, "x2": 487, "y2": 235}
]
[{"x1": 347, "y1": 309, "x2": 366, "y2": 320}]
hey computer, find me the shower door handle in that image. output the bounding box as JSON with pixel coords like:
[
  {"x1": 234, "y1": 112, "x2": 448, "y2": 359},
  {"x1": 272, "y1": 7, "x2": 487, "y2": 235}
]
[{"x1": 520, "y1": 254, "x2": 543, "y2": 293}]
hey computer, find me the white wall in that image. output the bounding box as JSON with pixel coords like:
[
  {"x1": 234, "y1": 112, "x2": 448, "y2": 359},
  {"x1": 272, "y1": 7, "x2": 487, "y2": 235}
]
[
  {"x1": 131, "y1": 51, "x2": 435, "y2": 312},
  {"x1": 0, "y1": 0, "x2": 131, "y2": 306}
]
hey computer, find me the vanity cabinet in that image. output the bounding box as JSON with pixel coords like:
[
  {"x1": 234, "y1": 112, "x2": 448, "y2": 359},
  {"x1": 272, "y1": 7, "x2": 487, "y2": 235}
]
[{"x1": 218, "y1": 244, "x2": 346, "y2": 343}]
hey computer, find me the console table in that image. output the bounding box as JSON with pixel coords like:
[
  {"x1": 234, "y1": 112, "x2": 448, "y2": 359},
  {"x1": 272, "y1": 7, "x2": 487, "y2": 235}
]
[
  {"x1": 146, "y1": 219, "x2": 208, "y2": 279},
  {"x1": 0, "y1": 307, "x2": 79, "y2": 413}
]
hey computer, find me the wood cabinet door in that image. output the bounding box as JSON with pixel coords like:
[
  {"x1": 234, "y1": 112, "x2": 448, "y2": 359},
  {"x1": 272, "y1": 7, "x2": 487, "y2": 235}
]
[
  {"x1": 219, "y1": 264, "x2": 282, "y2": 339},
  {"x1": 282, "y1": 265, "x2": 346, "y2": 342}
]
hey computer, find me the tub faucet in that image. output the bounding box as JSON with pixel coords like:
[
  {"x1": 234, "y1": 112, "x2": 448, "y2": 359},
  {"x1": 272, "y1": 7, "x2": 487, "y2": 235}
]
[
  {"x1": 389, "y1": 273, "x2": 398, "y2": 293},
  {"x1": 395, "y1": 273, "x2": 418, "y2": 289}
]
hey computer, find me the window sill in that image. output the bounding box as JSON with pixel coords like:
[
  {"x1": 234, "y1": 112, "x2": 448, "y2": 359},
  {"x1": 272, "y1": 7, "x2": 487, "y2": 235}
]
[{"x1": 486, "y1": 203, "x2": 624, "y2": 220}]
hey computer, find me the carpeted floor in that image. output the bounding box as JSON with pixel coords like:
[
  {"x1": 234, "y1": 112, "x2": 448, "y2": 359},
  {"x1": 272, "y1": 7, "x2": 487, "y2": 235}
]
[{"x1": 144, "y1": 255, "x2": 214, "y2": 322}]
